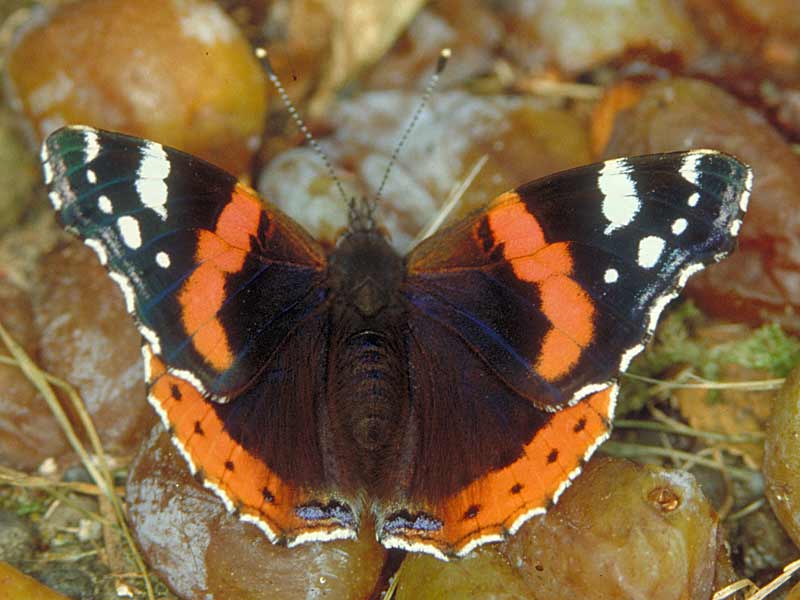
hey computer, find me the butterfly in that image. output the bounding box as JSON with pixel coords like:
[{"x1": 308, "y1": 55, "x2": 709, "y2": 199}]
[{"x1": 41, "y1": 124, "x2": 750, "y2": 559}]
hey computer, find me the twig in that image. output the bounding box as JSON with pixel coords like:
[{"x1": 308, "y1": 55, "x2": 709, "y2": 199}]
[
  {"x1": 614, "y1": 419, "x2": 764, "y2": 444},
  {"x1": 0, "y1": 323, "x2": 155, "y2": 600},
  {"x1": 601, "y1": 441, "x2": 758, "y2": 483},
  {"x1": 624, "y1": 372, "x2": 783, "y2": 392}
]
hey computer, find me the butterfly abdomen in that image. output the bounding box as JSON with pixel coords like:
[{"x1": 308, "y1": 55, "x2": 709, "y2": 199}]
[
  {"x1": 321, "y1": 230, "x2": 415, "y2": 494},
  {"x1": 322, "y1": 323, "x2": 413, "y2": 495}
]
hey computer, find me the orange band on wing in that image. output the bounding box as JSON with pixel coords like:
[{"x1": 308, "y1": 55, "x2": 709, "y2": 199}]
[
  {"x1": 508, "y1": 242, "x2": 573, "y2": 283},
  {"x1": 486, "y1": 195, "x2": 546, "y2": 259},
  {"x1": 144, "y1": 348, "x2": 348, "y2": 542},
  {"x1": 217, "y1": 184, "x2": 264, "y2": 249},
  {"x1": 383, "y1": 386, "x2": 614, "y2": 557},
  {"x1": 536, "y1": 274, "x2": 595, "y2": 380},
  {"x1": 177, "y1": 184, "x2": 263, "y2": 372}
]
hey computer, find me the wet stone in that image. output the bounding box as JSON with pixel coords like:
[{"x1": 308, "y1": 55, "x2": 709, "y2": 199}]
[
  {"x1": 126, "y1": 426, "x2": 386, "y2": 600},
  {"x1": 30, "y1": 561, "x2": 102, "y2": 600},
  {"x1": 0, "y1": 509, "x2": 38, "y2": 567}
]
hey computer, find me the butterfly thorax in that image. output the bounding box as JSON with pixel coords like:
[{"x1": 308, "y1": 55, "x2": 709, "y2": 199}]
[
  {"x1": 327, "y1": 230, "x2": 404, "y2": 318},
  {"x1": 322, "y1": 230, "x2": 414, "y2": 496}
]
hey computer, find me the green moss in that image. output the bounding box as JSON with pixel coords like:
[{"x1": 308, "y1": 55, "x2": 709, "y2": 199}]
[
  {"x1": 712, "y1": 323, "x2": 800, "y2": 377},
  {"x1": 618, "y1": 301, "x2": 800, "y2": 414}
]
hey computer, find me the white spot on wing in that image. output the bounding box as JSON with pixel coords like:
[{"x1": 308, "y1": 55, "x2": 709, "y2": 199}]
[
  {"x1": 141, "y1": 345, "x2": 153, "y2": 383},
  {"x1": 49, "y1": 190, "x2": 63, "y2": 210},
  {"x1": 117, "y1": 215, "x2": 142, "y2": 249},
  {"x1": 671, "y1": 218, "x2": 688, "y2": 236},
  {"x1": 42, "y1": 160, "x2": 54, "y2": 185},
  {"x1": 156, "y1": 251, "x2": 171, "y2": 268},
  {"x1": 646, "y1": 291, "x2": 679, "y2": 333},
  {"x1": 570, "y1": 382, "x2": 610, "y2": 406},
  {"x1": 137, "y1": 142, "x2": 171, "y2": 220},
  {"x1": 169, "y1": 368, "x2": 208, "y2": 397},
  {"x1": 288, "y1": 528, "x2": 358, "y2": 547},
  {"x1": 687, "y1": 192, "x2": 699, "y2": 207},
  {"x1": 677, "y1": 262, "x2": 705, "y2": 287},
  {"x1": 240, "y1": 513, "x2": 279, "y2": 543},
  {"x1": 137, "y1": 179, "x2": 169, "y2": 219},
  {"x1": 84, "y1": 239, "x2": 108, "y2": 265},
  {"x1": 619, "y1": 343, "x2": 645, "y2": 371},
  {"x1": 83, "y1": 129, "x2": 101, "y2": 163},
  {"x1": 380, "y1": 536, "x2": 450, "y2": 561},
  {"x1": 109, "y1": 271, "x2": 136, "y2": 313},
  {"x1": 637, "y1": 235, "x2": 665, "y2": 269},
  {"x1": 98, "y1": 195, "x2": 113, "y2": 214},
  {"x1": 140, "y1": 325, "x2": 162, "y2": 355},
  {"x1": 40, "y1": 142, "x2": 50, "y2": 167},
  {"x1": 604, "y1": 268, "x2": 619, "y2": 283},
  {"x1": 86, "y1": 169, "x2": 97, "y2": 184},
  {"x1": 599, "y1": 159, "x2": 640, "y2": 234},
  {"x1": 741, "y1": 168, "x2": 753, "y2": 211},
  {"x1": 679, "y1": 153, "x2": 703, "y2": 185},
  {"x1": 730, "y1": 219, "x2": 742, "y2": 236}
]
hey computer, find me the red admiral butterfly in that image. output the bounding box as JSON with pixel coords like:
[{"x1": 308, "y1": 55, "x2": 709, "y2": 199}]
[{"x1": 41, "y1": 119, "x2": 750, "y2": 559}]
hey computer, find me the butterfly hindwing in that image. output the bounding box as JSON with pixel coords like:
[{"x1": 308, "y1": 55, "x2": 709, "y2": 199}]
[
  {"x1": 43, "y1": 126, "x2": 327, "y2": 401},
  {"x1": 143, "y1": 334, "x2": 358, "y2": 545},
  {"x1": 377, "y1": 312, "x2": 615, "y2": 559},
  {"x1": 405, "y1": 150, "x2": 750, "y2": 410}
]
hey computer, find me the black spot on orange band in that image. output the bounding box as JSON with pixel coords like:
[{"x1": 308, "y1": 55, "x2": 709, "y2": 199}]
[
  {"x1": 476, "y1": 217, "x2": 494, "y2": 253},
  {"x1": 463, "y1": 505, "x2": 481, "y2": 520}
]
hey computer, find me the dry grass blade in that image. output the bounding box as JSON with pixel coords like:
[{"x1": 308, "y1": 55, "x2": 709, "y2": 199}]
[
  {"x1": 726, "y1": 498, "x2": 766, "y2": 522},
  {"x1": 740, "y1": 557, "x2": 800, "y2": 599},
  {"x1": 602, "y1": 441, "x2": 758, "y2": 482},
  {"x1": 382, "y1": 561, "x2": 403, "y2": 600},
  {"x1": 615, "y1": 418, "x2": 765, "y2": 444},
  {"x1": 0, "y1": 321, "x2": 155, "y2": 600},
  {"x1": 713, "y1": 578, "x2": 757, "y2": 599},
  {"x1": 413, "y1": 153, "x2": 489, "y2": 245},
  {"x1": 624, "y1": 372, "x2": 784, "y2": 391},
  {"x1": 0, "y1": 464, "x2": 120, "y2": 497},
  {"x1": 516, "y1": 77, "x2": 604, "y2": 100}
]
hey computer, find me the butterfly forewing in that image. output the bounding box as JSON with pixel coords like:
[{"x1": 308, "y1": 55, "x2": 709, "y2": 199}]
[
  {"x1": 43, "y1": 126, "x2": 327, "y2": 401},
  {"x1": 405, "y1": 150, "x2": 750, "y2": 410},
  {"x1": 382, "y1": 150, "x2": 750, "y2": 557}
]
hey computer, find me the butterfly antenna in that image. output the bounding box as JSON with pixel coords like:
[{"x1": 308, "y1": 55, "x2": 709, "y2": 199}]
[
  {"x1": 374, "y1": 48, "x2": 451, "y2": 207},
  {"x1": 255, "y1": 47, "x2": 349, "y2": 206}
]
